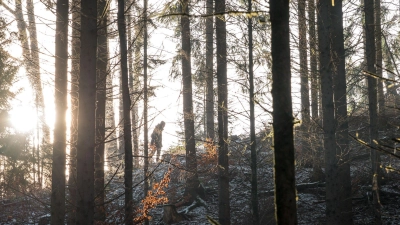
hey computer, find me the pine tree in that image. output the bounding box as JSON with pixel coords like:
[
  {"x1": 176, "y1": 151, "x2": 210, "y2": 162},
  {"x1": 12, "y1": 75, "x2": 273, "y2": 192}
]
[
  {"x1": 270, "y1": 0, "x2": 298, "y2": 223},
  {"x1": 76, "y1": 0, "x2": 97, "y2": 222},
  {"x1": 180, "y1": 0, "x2": 202, "y2": 200},
  {"x1": 215, "y1": 0, "x2": 230, "y2": 223},
  {"x1": 50, "y1": 0, "x2": 68, "y2": 222},
  {"x1": 94, "y1": 0, "x2": 109, "y2": 221},
  {"x1": 331, "y1": 0, "x2": 353, "y2": 223},
  {"x1": 67, "y1": 0, "x2": 80, "y2": 223},
  {"x1": 364, "y1": 0, "x2": 382, "y2": 223},
  {"x1": 247, "y1": 0, "x2": 259, "y2": 224},
  {"x1": 205, "y1": 0, "x2": 214, "y2": 140}
]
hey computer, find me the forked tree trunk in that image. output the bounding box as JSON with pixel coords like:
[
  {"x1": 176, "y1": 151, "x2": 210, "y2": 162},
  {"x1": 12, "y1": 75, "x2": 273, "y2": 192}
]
[
  {"x1": 50, "y1": 0, "x2": 68, "y2": 222},
  {"x1": 76, "y1": 0, "x2": 97, "y2": 222},
  {"x1": 270, "y1": 0, "x2": 298, "y2": 224}
]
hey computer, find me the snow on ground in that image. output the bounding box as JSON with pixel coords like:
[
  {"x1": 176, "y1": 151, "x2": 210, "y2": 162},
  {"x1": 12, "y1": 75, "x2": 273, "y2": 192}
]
[{"x1": 1, "y1": 135, "x2": 400, "y2": 224}]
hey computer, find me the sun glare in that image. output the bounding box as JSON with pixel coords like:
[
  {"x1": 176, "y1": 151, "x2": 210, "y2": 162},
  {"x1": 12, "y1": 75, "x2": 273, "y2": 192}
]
[{"x1": 9, "y1": 105, "x2": 38, "y2": 133}]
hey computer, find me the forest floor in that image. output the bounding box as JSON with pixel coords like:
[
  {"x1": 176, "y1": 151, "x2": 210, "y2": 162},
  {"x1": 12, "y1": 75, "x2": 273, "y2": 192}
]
[{"x1": 1, "y1": 136, "x2": 400, "y2": 224}]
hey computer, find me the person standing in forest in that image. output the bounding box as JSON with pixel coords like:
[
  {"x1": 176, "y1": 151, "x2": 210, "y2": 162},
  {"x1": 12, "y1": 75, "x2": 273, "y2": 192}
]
[{"x1": 150, "y1": 121, "x2": 165, "y2": 162}]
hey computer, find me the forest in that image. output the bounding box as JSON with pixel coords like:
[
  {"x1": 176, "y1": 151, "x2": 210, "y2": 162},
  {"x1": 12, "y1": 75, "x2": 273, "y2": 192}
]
[{"x1": 0, "y1": 0, "x2": 400, "y2": 224}]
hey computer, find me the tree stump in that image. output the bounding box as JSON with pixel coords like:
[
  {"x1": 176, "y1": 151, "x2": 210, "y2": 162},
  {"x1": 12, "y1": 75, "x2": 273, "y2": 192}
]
[{"x1": 162, "y1": 204, "x2": 184, "y2": 224}]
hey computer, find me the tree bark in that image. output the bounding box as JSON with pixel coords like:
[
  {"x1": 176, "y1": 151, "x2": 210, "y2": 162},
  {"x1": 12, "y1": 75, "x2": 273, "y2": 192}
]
[
  {"x1": 128, "y1": 1, "x2": 140, "y2": 169},
  {"x1": 308, "y1": 0, "x2": 324, "y2": 182},
  {"x1": 205, "y1": 0, "x2": 214, "y2": 141},
  {"x1": 143, "y1": 0, "x2": 149, "y2": 224},
  {"x1": 309, "y1": 0, "x2": 318, "y2": 119},
  {"x1": 384, "y1": 41, "x2": 396, "y2": 96},
  {"x1": 50, "y1": 0, "x2": 68, "y2": 222},
  {"x1": 163, "y1": 205, "x2": 184, "y2": 224},
  {"x1": 119, "y1": 83, "x2": 125, "y2": 157},
  {"x1": 94, "y1": 0, "x2": 108, "y2": 221},
  {"x1": 180, "y1": 0, "x2": 201, "y2": 200},
  {"x1": 364, "y1": 0, "x2": 382, "y2": 223},
  {"x1": 298, "y1": 0, "x2": 310, "y2": 164},
  {"x1": 317, "y1": 1, "x2": 341, "y2": 224},
  {"x1": 117, "y1": 0, "x2": 134, "y2": 223},
  {"x1": 270, "y1": 0, "x2": 298, "y2": 224},
  {"x1": 247, "y1": 0, "x2": 259, "y2": 224},
  {"x1": 330, "y1": 0, "x2": 353, "y2": 223},
  {"x1": 105, "y1": 71, "x2": 118, "y2": 155},
  {"x1": 375, "y1": 0, "x2": 384, "y2": 117},
  {"x1": 132, "y1": 13, "x2": 141, "y2": 169},
  {"x1": 215, "y1": 0, "x2": 230, "y2": 224},
  {"x1": 375, "y1": 0, "x2": 384, "y2": 184},
  {"x1": 26, "y1": 0, "x2": 50, "y2": 145},
  {"x1": 76, "y1": 0, "x2": 97, "y2": 222},
  {"x1": 67, "y1": 1, "x2": 80, "y2": 223}
]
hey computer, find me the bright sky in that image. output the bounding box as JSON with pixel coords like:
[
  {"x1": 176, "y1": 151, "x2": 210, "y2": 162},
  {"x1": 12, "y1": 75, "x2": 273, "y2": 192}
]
[{"x1": 3, "y1": 0, "x2": 276, "y2": 153}]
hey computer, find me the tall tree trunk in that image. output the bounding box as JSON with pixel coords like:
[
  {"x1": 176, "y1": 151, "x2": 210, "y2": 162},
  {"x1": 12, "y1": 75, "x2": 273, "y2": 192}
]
[
  {"x1": 26, "y1": 0, "x2": 50, "y2": 145},
  {"x1": 247, "y1": 0, "x2": 259, "y2": 224},
  {"x1": 143, "y1": 0, "x2": 149, "y2": 224},
  {"x1": 67, "y1": 1, "x2": 80, "y2": 223},
  {"x1": 375, "y1": 0, "x2": 384, "y2": 116},
  {"x1": 50, "y1": 0, "x2": 68, "y2": 222},
  {"x1": 119, "y1": 86, "x2": 125, "y2": 156},
  {"x1": 10, "y1": 0, "x2": 48, "y2": 184},
  {"x1": 13, "y1": 0, "x2": 30, "y2": 87},
  {"x1": 180, "y1": 0, "x2": 201, "y2": 200},
  {"x1": 128, "y1": 1, "x2": 139, "y2": 169},
  {"x1": 106, "y1": 74, "x2": 118, "y2": 155},
  {"x1": 364, "y1": 0, "x2": 382, "y2": 223},
  {"x1": 76, "y1": 0, "x2": 97, "y2": 222},
  {"x1": 205, "y1": 0, "x2": 214, "y2": 141},
  {"x1": 331, "y1": 0, "x2": 353, "y2": 223},
  {"x1": 270, "y1": 0, "x2": 298, "y2": 224},
  {"x1": 94, "y1": 0, "x2": 108, "y2": 221},
  {"x1": 132, "y1": 12, "x2": 141, "y2": 169},
  {"x1": 117, "y1": 0, "x2": 134, "y2": 223},
  {"x1": 317, "y1": 1, "x2": 341, "y2": 224},
  {"x1": 308, "y1": 0, "x2": 324, "y2": 182},
  {"x1": 384, "y1": 41, "x2": 396, "y2": 96},
  {"x1": 375, "y1": 0, "x2": 384, "y2": 183},
  {"x1": 298, "y1": 0, "x2": 310, "y2": 164},
  {"x1": 309, "y1": 0, "x2": 318, "y2": 119},
  {"x1": 215, "y1": 0, "x2": 230, "y2": 224}
]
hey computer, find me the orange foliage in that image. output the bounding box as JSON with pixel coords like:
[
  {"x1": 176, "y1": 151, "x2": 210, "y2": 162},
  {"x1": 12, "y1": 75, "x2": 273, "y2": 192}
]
[
  {"x1": 149, "y1": 144, "x2": 157, "y2": 159},
  {"x1": 200, "y1": 138, "x2": 218, "y2": 163},
  {"x1": 133, "y1": 168, "x2": 171, "y2": 224}
]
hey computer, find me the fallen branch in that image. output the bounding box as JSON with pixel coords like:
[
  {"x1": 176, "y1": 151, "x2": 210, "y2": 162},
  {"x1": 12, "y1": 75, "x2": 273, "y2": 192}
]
[
  {"x1": 349, "y1": 134, "x2": 400, "y2": 159},
  {"x1": 260, "y1": 182, "x2": 325, "y2": 197}
]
